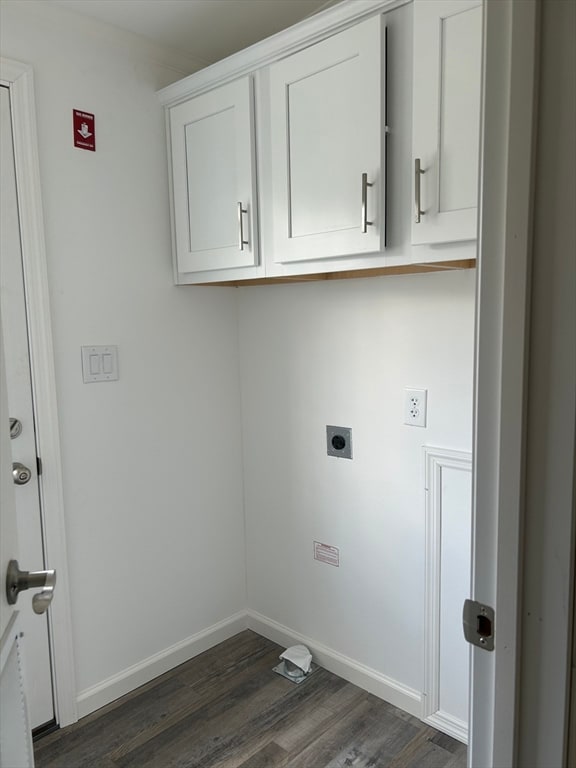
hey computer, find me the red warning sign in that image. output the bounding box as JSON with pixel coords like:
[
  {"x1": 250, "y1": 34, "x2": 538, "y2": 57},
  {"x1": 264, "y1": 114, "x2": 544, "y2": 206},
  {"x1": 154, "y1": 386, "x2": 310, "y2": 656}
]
[{"x1": 73, "y1": 110, "x2": 95, "y2": 151}]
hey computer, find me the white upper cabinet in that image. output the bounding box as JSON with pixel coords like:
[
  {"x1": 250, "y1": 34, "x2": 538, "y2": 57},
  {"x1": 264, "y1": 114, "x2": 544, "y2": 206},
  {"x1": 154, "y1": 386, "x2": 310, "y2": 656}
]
[
  {"x1": 159, "y1": 1, "x2": 480, "y2": 284},
  {"x1": 411, "y1": 0, "x2": 482, "y2": 245},
  {"x1": 268, "y1": 16, "x2": 385, "y2": 264},
  {"x1": 168, "y1": 76, "x2": 259, "y2": 276}
]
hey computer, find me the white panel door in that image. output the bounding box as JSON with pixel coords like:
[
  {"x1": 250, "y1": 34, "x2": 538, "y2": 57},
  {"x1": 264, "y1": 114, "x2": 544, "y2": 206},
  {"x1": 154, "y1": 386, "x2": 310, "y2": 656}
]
[
  {"x1": 169, "y1": 76, "x2": 259, "y2": 274},
  {"x1": 0, "y1": 85, "x2": 54, "y2": 731},
  {"x1": 1, "y1": 318, "x2": 35, "y2": 767},
  {"x1": 412, "y1": 0, "x2": 482, "y2": 244},
  {"x1": 269, "y1": 16, "x2": 384, "y2": 263}
]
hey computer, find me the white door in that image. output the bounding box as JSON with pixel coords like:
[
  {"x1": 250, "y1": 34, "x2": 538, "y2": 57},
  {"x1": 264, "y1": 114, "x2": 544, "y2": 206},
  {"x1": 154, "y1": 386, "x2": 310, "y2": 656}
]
[
  {"x1": 0, "y1": 317, "x2": 35, "y2": 767},
  {"x1": 169, "y1": 75, "x2": 259, "y2": 276},
  {"x1": 269, "y1": 15, "x2": 384, "y2": 263},
  {"x1": 0, "y1": 84, "x2": 55, "y2": 732}
]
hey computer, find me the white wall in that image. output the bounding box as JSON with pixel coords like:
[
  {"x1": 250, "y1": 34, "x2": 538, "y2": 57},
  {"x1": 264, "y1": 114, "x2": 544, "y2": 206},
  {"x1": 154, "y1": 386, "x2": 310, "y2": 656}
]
[
  {"x1": 239, "y1": 0, "x2": 475, "y2": 699},
  {"x1": 239, "y1": 268, "x2": 475, "y2": 693},
  {"x1": 1, "y1": 0, "x2": 476, "y2": 722},
  {"x1": 1, "y1": 1, "x2": 246, "y2": 703}
]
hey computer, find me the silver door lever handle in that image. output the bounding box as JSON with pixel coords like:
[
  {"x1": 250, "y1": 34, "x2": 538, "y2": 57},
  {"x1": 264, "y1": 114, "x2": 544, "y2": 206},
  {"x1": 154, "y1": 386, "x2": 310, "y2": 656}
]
[
  {"x1": 6, "y1": 559, "x2": 56, "y2": 614},
  {"x1": 32, "y1": 588, "x2": 55, "y2": 615}
]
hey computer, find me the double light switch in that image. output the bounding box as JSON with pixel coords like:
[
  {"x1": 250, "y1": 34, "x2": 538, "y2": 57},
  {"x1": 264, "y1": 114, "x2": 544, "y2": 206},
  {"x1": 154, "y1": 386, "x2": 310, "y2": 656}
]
[{"x1": 81, "y1": 345, "x2": 119, "y2": 383}]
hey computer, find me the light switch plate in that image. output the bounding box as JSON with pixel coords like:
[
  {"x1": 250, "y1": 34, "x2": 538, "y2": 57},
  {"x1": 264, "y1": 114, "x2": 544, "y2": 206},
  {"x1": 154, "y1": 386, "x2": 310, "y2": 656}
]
[{"x1": 81, "y1": 346, "x2": 119, "y2": 383}]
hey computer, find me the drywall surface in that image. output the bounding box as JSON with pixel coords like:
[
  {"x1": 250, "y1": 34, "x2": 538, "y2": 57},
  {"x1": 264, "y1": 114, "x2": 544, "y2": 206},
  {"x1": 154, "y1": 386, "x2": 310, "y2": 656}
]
[
  {"x1": 1, "y1": 1, "x2": 246, "y2": 697},
  {"x1": 238, "y1": 269, "x2": 475, "y2": 692}
]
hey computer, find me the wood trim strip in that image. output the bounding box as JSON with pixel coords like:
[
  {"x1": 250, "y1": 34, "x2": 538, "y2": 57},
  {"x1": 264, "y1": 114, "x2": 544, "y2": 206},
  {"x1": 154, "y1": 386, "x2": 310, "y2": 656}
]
[{"x1": 197, "y1": 259, "x2": 476, "y2": 287}]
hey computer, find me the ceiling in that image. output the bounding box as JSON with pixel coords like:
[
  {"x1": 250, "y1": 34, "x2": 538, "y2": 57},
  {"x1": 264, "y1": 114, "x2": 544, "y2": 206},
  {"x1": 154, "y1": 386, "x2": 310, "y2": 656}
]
[{"x1": 48, "y1": 0, "x2": 341, "y2": 68}]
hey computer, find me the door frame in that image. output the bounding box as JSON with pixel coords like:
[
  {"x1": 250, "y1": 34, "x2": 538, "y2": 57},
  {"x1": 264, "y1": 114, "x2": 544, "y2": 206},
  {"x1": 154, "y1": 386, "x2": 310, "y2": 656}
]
[
  {"x1": 471, "y1": 0, "x2": 576, "y2": 764},
  {"x1": 469, "y1": 0, "x2": 539, "y2": 764},
  {"x1": 0, "y1": 57, "x2": 77, "y2": 727}
]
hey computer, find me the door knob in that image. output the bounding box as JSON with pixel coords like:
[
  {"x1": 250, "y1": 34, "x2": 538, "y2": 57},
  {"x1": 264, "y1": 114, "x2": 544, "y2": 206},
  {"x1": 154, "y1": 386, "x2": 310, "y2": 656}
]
[
  {"x1": 12, "y1": 462, "x2": 32, "y2": 485},
  {"x1": 6, "y1": 560, "x2": 56, "y2": 614}
]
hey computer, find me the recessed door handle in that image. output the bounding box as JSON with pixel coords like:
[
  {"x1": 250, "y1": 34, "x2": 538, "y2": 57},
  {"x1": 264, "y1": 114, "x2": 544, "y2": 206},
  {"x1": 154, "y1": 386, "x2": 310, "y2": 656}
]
[{"x1": 6, "y1": 560, "x2": 56, "y2": 615}]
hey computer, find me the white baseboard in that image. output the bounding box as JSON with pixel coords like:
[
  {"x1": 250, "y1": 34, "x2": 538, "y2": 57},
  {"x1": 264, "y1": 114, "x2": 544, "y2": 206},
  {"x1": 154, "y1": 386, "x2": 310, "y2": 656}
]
[
  {"x1": 246, "y1": 609, "x2": 422, "y2": 719},
  {"x1": 76, "y1": 610, "x2": 423, "y2": 724},
  {"x1": 424, "y1": 710, "x2": 468, "y2": 744},
  {"x1": 76, "y1": 611, "x2": 247, "y2": 718}
]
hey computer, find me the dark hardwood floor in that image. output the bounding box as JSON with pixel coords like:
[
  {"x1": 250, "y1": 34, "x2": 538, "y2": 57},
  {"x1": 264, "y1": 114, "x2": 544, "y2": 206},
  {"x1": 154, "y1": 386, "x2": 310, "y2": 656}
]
[{"x1": 35, "y1": 630, "x2": 467, "y2": 768}]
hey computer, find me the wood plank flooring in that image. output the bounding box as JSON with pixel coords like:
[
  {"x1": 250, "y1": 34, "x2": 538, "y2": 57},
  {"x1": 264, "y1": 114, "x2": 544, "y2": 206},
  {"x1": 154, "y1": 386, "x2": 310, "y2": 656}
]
[{"x1": 34, "y1": 631, "x2": 467, "y2": 768}]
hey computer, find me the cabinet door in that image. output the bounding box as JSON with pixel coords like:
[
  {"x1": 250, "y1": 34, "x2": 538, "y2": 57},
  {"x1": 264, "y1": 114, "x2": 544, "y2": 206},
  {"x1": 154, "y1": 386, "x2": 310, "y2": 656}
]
[
  {"x1": 169, "y1": 77, "x2": 258, "y2": 274},
  {"x1": 412, "y1": 0, "x2": 482, "y2": 245},
  {"x1": 269, "y1": 16, "x2": 384, "y2": 264}
]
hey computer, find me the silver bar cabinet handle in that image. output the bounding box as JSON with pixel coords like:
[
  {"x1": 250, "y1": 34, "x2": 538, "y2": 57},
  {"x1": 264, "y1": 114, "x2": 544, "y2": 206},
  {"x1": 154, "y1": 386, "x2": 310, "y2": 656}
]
[
  {"x1": 414, "y1": 158, "x2": 425, "y2": 224},
  {"x1": 361, "y1": 173, "x2": 373, "y2": 233},
  {"x1": 237, "y1": 202, "x2": 248, "y2": 250}
]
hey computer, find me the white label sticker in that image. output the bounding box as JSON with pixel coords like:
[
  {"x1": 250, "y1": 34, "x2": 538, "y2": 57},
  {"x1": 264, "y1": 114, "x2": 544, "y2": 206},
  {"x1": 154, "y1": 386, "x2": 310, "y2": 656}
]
[{"x1": 314, "y1": 541, "x2": 340, "y2": 567}]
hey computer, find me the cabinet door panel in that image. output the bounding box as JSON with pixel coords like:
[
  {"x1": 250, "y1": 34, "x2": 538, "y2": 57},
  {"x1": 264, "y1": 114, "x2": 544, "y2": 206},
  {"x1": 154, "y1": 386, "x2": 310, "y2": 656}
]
[
  {"x1": 412, "y1": 1, "x2": 482, "y2": 245},
  {"x1": 169, "y1": 77, "x2": 258, "y2": 274},
  {"x1": 269, "y1": 16, "x2": 384, "y2": 263},
  {"x1": 438, "y1": 7, "x2": 482, "y2": 213},
  {"x1": 288, "y1": 57, "x2": 362, "y2": 237},
  {"x1": 185, "y1": 108, "x2": 237, "y2": 252}
]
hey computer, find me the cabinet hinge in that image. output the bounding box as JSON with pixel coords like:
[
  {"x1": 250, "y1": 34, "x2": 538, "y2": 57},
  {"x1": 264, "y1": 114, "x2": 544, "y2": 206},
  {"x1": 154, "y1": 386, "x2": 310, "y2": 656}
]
[{"x1": 36, "y1": 456, "x2": 43, "y2": 476}]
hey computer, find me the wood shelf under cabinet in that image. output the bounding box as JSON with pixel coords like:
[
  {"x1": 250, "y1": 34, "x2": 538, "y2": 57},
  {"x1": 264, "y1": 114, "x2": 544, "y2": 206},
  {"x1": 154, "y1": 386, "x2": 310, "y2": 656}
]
[{"x1": 199, "y1": 259, "x2": 476, "y2": 287}]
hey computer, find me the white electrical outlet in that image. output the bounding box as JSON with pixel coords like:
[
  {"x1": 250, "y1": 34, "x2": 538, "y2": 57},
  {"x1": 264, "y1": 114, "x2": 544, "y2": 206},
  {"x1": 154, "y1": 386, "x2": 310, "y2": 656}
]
[{"x1": 404, "y1": 388, "x2": 427, "y2": 427}]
